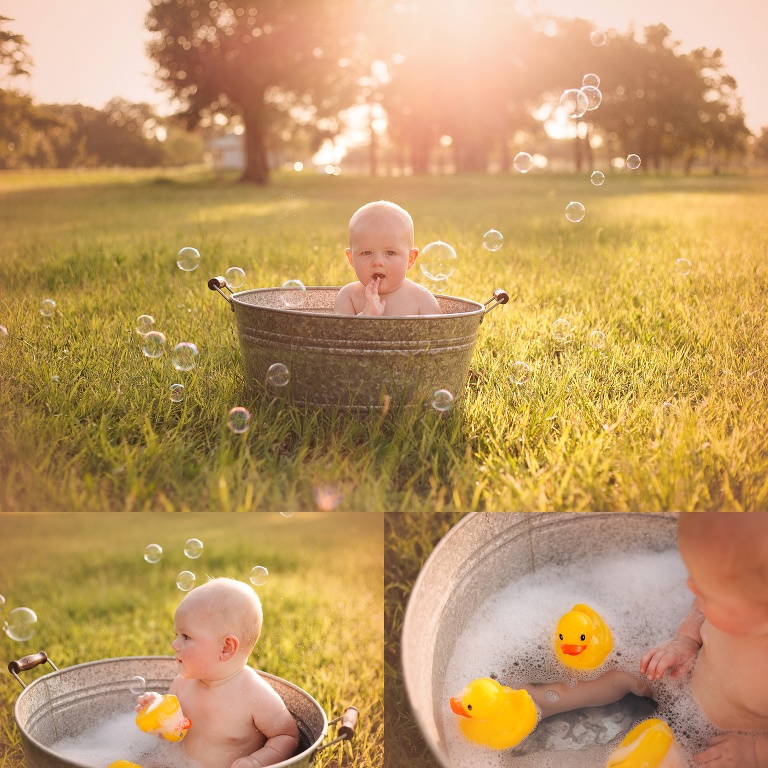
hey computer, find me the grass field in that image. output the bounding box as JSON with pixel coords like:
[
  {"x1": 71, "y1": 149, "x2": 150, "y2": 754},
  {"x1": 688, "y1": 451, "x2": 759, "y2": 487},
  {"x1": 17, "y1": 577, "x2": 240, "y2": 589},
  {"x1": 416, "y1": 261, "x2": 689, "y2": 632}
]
[
  {"x1": 0, "y1": 511, "x2": 383, "y2": 768},
  {"x1": 1, "y1": 167, "x2": 767, "y2": 512}
]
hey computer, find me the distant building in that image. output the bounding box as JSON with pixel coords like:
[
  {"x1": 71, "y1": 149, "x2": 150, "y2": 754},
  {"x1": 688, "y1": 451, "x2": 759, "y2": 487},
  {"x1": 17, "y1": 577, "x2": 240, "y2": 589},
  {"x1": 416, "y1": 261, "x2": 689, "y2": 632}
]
[{"x1": 205, "y1": 133, "x2": 246, "y2": 171}]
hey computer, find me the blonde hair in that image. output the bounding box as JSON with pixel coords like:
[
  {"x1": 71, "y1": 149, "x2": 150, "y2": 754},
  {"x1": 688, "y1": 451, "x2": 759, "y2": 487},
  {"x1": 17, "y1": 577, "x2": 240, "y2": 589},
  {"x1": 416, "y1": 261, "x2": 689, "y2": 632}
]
[{"x1": 349, "y1": 200, "x2": 414, "y2": 247}]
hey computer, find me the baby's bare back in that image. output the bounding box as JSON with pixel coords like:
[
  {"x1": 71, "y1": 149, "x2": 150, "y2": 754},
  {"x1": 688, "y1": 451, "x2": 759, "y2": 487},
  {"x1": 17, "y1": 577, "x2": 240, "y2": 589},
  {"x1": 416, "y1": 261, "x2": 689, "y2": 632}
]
[{"x1": 692, "y1": 621, "x2": 768, "y2": 732}]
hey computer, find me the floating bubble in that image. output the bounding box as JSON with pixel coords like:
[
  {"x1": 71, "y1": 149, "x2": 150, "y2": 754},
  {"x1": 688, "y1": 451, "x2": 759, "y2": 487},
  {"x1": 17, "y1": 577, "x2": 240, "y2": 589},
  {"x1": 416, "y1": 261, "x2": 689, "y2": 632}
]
[
  {"x1": 227, "y1": 406, "x2": 251, "y2": 434},
  {"x1": 581, "y1": 85, "x2": 602, "y2": 110},
  {"x1": 559, "y1": 89, "x2": 588, "y2": 119},
  {"x1": 590, "y1": 330, "x2": 606, "y2": 349},
  {"x1": 40, "y1": 299, "x2": 56, "y2": 317},
  {"x1": 267, "y1": 362, "x2": 290, "y2": 387},
  {"x1": 545, "y1": 690, "x2": 560, "y2": 703},
  {"x1": 313, "y1": 484, "x2": 343, "y2": 511},
  {"x1": 430, "y1": 278, "x2": 448, "y2": 294},
  {"x1": 0, "y1": 594, "x2": 4, "y2": 610},
  {"x1": 280, "y1": 511, "x2": 295, "y2": 518},
  {"x1": 135, "y1": 315, "x2": 154, "y2": 335},
  {"x1": 176, "y1": 571, "x2": 195, "y2": 592},
  {"x1": 482, "y1": 230, "x2": 504, "y2": 252},
  {"x1": 675, "y1": 258, "x2": 691, "y2": 276},
  {"x1": 510, "y1": 361, "x2": 531, "y2": 385},
  {"x1": 250, "y1": 566, "x2": 269, "y2": 586},
  {"x1": 176, "y1": 247, "x2": 201, "y2": 272},
  {"x1": 513, "y1": 151, "x2": 534, "y2": 173},
  {"x1": 142, "y1": 331, "x2": 166, "y2": 358},
  {"x1": 565, "y1": 201, "x2": 586, "y2": 223},
  {"x1": 225, "y1": 266, "x2": 246, "y2": 290},
  {"x1": 431, "y1": 388, "x2": 454, "y2": 412},
  {"x1": 626, "y1": 154, "x2": 641, "y2": 170},
  {"x1": 419, "y1": 241, "x2": 457, "y2": 281},
  {"x1": 552, "y1": 318, "x2": 572, "y2": 342},
  {"x1": 184, "y1": 538, "x2": 203, "y2": 559},
  {"x1": 280, "y1": 279, "x2": 307, "y2": 308},
  {"x1": 144, "y1": 543, "x2": 163, "y2": 564},
  {"x1": 172, "y1": 342, "x2": 198, "y2": 372},
  {"x1": 128, "y1": 676, "x2": 146, "y2": 695},
  {"x1": 582, "y1": 73, "x2": 600, "y2": 88},
  {"x1": 590, "y1": 171, "x2": 605, "y2": 186},
  {"x1": 169, "y1": 383, "x2": 185, "y2": 403},
  {"x1": 2, "y1": 607, "x2": 38, "y2": 642},
  {"x1": 590, "y1": 30, "x2": 607, "y2": 47}
]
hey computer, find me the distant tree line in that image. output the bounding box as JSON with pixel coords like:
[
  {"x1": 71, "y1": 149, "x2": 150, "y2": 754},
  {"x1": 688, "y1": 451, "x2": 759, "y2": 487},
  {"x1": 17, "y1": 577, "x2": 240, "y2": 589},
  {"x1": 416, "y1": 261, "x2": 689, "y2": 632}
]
[{"x1": 2, "y1": 5, "x2": 767, "y2": 181}]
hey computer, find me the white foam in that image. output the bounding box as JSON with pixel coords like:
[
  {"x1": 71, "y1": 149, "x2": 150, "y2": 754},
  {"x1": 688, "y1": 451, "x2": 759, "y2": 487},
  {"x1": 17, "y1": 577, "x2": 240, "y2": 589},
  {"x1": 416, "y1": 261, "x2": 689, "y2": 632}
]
[{"x1": 440, "y1": 549, "x2": 719, "y2": 768}]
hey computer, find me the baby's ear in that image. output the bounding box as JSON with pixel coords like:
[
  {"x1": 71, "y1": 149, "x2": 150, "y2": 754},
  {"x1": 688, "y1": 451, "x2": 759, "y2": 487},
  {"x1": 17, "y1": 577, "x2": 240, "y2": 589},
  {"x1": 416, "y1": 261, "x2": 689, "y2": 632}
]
[
  {"x1": 221, "y1": 634, "x2": 240, "y2": 660},
  {"x1": 345, "y1": 248, "x2": 354, "y2": 267},
  {"x1": 407, "y1": 248, "x2": 419, "y2": 269}
]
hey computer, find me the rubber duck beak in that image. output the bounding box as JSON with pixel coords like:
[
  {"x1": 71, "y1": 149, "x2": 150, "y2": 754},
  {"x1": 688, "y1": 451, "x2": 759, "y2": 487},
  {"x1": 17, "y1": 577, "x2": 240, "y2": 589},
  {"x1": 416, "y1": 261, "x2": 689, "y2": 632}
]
[
  {"x1": 450, "y1": 697, "x2": 469, "y2": 717},
  {"x1": 560, "y1": 644, "x2": 587, "y2": 655}
]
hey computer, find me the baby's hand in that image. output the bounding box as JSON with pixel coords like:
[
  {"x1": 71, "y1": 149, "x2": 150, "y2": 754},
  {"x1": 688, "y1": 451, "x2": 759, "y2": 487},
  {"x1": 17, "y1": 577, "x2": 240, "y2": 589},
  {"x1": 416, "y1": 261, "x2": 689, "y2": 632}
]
[
  {"x1": 693, "y1": 733, "x2": 758, "y2": 767},
  {"x1": 135, "y1": 691, "x2": 161, "y2": 713},
  {"x1": 230, "y1": 758, "x2": 264, "y2": 768},
  {"x1": 640, "y1": 637, "x2": 699, "y2": 681},
  {"x1": 362, "y1": 277, "x2": 385, "y2": 316}
]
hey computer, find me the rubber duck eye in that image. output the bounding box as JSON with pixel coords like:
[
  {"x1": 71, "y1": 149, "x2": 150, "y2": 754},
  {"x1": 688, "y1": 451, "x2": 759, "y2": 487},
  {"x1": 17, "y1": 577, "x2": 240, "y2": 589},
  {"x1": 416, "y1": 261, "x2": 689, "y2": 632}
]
[
  {"x1": 580, "y1": 634, "x2": 586, "y2": 641},
  {"x1": 558, "y1": 634, "x2": 563, "y2": 640},
  {"x1": 467, "y1": 704, "x2": 472, "y2": 711}
]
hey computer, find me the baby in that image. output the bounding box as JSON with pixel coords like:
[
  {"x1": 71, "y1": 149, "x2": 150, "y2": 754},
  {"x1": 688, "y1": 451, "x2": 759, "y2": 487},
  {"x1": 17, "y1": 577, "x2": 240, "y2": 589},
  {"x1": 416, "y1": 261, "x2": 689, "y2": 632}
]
[
  {"x1": 333, "y1": 200, "x2": 442, "y2": 317},
  {"x1": 137, "y1": 578, "x2": 299, "y2": 768},
  {"x1": 641, "y1": 512, "x2": 768, "y2": 767}
]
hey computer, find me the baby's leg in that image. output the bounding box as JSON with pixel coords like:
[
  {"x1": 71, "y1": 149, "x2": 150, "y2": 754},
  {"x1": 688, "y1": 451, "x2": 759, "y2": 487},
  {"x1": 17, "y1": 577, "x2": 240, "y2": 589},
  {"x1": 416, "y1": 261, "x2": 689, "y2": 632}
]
[{"x1": 524, "y1": 670, "x2": 653, "y2": 719}]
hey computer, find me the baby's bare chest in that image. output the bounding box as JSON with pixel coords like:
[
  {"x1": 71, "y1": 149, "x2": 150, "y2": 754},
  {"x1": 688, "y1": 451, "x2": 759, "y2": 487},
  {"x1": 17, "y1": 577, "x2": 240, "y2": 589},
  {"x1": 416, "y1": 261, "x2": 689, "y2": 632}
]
[{"x1": 182, "y1": 689, "x2": 265, "y2": 747}]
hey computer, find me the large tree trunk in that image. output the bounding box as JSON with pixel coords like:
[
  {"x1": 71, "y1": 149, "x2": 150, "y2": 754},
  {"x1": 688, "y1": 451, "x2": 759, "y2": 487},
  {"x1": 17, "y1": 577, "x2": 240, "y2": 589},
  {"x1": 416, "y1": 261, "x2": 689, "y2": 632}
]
[{"x1": 240, "y1": 101, "x2": 270, "y2": 185}]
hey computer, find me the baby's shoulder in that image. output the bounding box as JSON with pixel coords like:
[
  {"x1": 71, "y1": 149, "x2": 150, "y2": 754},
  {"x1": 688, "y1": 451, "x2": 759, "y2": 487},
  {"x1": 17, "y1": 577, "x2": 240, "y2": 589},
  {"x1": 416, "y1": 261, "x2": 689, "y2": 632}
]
[{"x1": 404, "y1": 279, "x2": 441, "y2": 314}]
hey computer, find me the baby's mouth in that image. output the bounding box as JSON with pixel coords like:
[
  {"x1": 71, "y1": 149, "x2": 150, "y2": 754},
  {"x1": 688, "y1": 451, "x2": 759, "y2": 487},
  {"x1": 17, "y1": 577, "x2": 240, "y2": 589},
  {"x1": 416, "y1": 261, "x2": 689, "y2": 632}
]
[{"x1": 373, "y1": 273, "x2": 385, "y2": 281}]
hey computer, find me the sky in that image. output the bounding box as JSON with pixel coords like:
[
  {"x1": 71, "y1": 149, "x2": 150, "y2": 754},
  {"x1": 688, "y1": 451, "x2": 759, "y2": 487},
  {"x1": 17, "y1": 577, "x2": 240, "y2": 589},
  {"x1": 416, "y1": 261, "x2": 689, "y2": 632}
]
[{"x1": 4, "y1": 0, "x2": 768, "y2": 134}]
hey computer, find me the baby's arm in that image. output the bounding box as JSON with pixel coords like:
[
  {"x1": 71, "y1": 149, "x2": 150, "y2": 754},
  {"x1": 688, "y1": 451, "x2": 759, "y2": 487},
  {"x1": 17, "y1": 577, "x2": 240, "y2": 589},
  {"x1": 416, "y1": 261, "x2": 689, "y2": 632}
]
[
  {"x1": 694, "y1": 733, "x2": 768, "y2": 767},
  {"x1": 640, "y1": 601, "x2": 704, "y2": 681},
  {"x1": 417, "y1": 286, "x2": 442, "y2": 315},
  {"x1": 333, "y1": 284, "x2": 357, "y2": 315}
]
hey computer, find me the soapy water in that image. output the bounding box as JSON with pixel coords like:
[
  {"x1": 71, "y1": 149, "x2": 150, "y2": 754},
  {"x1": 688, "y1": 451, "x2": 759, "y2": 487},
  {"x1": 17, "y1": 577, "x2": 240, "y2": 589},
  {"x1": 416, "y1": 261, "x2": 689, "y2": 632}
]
[
  {"x1": 51, "y1": 711, "x2": 201, "y2": 768},
  {"x1": 441, "y1": 549, "x2": 720, "y2": 768}
]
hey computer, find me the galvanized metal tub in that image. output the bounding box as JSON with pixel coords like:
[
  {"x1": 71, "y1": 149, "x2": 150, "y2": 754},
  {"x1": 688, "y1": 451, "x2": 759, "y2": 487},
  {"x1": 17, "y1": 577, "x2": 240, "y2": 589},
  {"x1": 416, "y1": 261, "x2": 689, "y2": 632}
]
[
  {"x1": 208, "y1": 280, "x2": 508, "y2": 410},
  {"x1": 402, "y1": 512, "x2": 678, "y2": 768},
  {"x1": 9, "y1": 654, "x2": 357, "y2": 768}
]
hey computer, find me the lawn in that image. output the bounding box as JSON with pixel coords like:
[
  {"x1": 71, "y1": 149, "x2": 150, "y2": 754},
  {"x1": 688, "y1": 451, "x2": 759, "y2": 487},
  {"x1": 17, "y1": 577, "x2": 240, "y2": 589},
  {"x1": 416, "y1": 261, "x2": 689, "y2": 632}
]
[
  {"x1": 0, "y1": 511, "x2": 383, "y2": 768},
  {"x1": 1, "y1": 167, "x2": 767, "y2": 512}
]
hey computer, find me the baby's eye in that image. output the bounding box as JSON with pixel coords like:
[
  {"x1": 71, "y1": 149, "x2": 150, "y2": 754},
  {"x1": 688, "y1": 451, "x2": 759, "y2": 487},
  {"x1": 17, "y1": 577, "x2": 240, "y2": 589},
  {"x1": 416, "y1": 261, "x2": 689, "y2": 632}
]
[{"x1": 386, "y1": 250, "x2": 397, "y2": 256}]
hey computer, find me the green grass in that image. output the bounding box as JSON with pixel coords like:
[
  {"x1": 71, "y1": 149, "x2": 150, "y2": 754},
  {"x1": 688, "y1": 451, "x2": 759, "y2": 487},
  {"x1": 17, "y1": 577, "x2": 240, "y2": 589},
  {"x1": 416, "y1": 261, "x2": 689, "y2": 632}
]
[
  {"x1": 1, "y1": 168, "x2": 767, "y2": 511},
  {"x1": 0, "y1": 511, "x2": 383, "y2": 768}
]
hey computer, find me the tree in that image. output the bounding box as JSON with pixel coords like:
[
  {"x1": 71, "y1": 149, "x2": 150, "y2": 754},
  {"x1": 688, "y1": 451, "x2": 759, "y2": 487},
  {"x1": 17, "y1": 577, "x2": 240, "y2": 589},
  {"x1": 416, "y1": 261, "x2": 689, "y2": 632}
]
[{"x1": 145, "y1": 0, "x2": 365, "y2": 184}]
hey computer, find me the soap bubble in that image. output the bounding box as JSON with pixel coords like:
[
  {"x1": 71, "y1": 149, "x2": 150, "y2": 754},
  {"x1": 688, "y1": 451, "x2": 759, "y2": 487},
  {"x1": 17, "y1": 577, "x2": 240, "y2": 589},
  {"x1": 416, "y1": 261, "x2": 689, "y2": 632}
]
[
  {"x1": 142, "y1": 331, "x2": 166, "y2": 358},
  {"x1": 0, "y1": 594, "x2": 4, "y2": 610},
  {"x1": 128, "y1": 676, "x2": 146, "y2": 695},
  {"x1": 250, "y1": 566, "x2": 269, "y2": 586},
  {"x1": 552, "y1": 319, "x2": 572, "y2": 342},
  {"x1": 280, "y1": 279, "x2": 306, "y2": 308},
  {"x1": 135, "y1": 315, "x2": 154, "y2": 335},
  {"x1": 590, "y1": 330, "x2": 606, "y2": 349},
  {"x1": 431, "y1": 389, "x2": 454, "y2": 412},
  {"x1": 176, "y1": 571, "x2": 195, "y2": 592},
  {"x1": 225, "y1": 266, "x2": 246, "y2": 290},
  {"x1": 482, "y1": 230, "x2": 504, "y2": 252},
  {"x1": 267, "y1": 363, "x2": 290, "y2": 387},
  {"x1": 513, "y1": 151, "x2": 534, "y2": 173},
  {"x1": 184, "y1": 538, "x2": 203, "y2": 559},
  {"x1": 227, "y1": 406, "x2": 251, "y2": 434},
  {"x1": 545, "y1": 690, "x2": 560, "y2": 702},
  {"x1": 675, "y1": 258, "x2": 691, "y2": 276},
  {"x1": 559, "y1": 89, "x2": 588, "y2": 119},
  {"x1": 581, "y1": 85, "x2": 602, "y2": 110},
  {"x1": 176, "y1": 247, "x2": 201, "y2": 272},
  {"x1": 172, "y1": 342, "x2": 198, "y2": 372},
  {"x1": 313, "y1": 484, "x2": 343, "y2": 511},
  {"x1": 144, "y1": 543, "x2": 163, "y2": 564},
  {"x1": 430, "y1": 278, "x2": 448, "y2": 294},
  {"x1": 510, "y1": 361, "x2": 531, "y2": 385},
  {"x1": 626, "y1": 154, "x2": 641, "y2": 170},
  {"x1": 590, "y1": 171, "x2": 605, "y2": 186},
  {"x1": 280, "y1": 511, "x2": 295, "y2": 518},
  {"x1": 582, "y1": 73, "x2": 600, "y2": 88},
  {"x1": 40, "y1": 299, "x2": 56, "y2": 317},
  {"x1": 565, "y1": 202, "x2": 586, "y2": 223},
  {"x1": 591, "y1": 30, "x2": 607, "y2": 46},
  {"x1": 420, "y1": 241, "x2": 457, "y2": 281},
  {"x1": 2, "y1": 607, "x2": 38, "y2": 642},
  {"x1": 169, "y1": 383, "x2": 185, "y2": 403}
]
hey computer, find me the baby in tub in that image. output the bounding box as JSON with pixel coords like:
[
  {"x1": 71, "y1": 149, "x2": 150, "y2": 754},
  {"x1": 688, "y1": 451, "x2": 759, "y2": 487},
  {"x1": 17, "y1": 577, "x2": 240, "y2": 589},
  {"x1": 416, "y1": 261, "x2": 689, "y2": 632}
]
[
  {"x1": 333, "y1": 200, "x2": 442, "y2": 317},
  {"x1": 640, "y1": 512, "x2": 768, "y2": 766},
  {"x1": 137, "y1": 578, "x2": 299, "y2": 768}
]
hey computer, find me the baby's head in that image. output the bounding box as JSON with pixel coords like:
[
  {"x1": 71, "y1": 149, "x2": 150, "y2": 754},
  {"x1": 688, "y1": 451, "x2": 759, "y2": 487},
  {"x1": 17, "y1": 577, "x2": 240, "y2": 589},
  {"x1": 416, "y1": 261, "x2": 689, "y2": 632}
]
[
  {"x1": 172, "y1": 578, "x2": 263, "y2": 678},
  {"x1": 678, "y1": 512, "x2": 768, "y2": 636}
]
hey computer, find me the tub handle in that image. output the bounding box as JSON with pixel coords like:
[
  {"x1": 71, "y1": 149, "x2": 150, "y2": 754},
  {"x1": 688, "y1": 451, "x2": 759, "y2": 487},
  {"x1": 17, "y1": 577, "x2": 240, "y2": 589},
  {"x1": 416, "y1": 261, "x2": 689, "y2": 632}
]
[
  {"x1": 8, "y1": 651, "x2": 59, "y2": 688},
  {"x1": 208, "y1": 276, "x2": 233, "y2": 306},
  {"x1": 316, "y1": 706, "x2": 359, "y2": 751},
  {"x1": 481, "y1": 288, "x2": 509, "y2": 321}
]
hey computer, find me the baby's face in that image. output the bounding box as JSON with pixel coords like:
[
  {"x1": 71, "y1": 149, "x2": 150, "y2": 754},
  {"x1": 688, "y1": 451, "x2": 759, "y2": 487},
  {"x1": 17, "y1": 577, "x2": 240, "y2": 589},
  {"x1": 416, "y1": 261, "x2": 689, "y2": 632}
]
[
  {"x1": 346, "y1": 214, "x2": 418, "y2": 294},
  {"x1": 171, "y1": 602, "x2": 225, "y2": 679}
]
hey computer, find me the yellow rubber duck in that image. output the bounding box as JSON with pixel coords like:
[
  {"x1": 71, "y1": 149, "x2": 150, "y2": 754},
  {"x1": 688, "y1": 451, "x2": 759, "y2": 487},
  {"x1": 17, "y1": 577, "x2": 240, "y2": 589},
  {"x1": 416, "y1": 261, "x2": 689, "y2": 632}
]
[
  {"x1": 449, "y1": 677, "x2": 539, "y2": 750},
  {"x1": 135, "y1": 693, "x2": 191, "y2": 742},
  {"x1": 554, "y1": 604, "x2": 613, "y2": 670},
  {"x1": 607, "y1": 718, "x2": 684, "y2": 768},
  {"x1": 107, "y1": 762, "x2": 142, "y2": 768}
]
